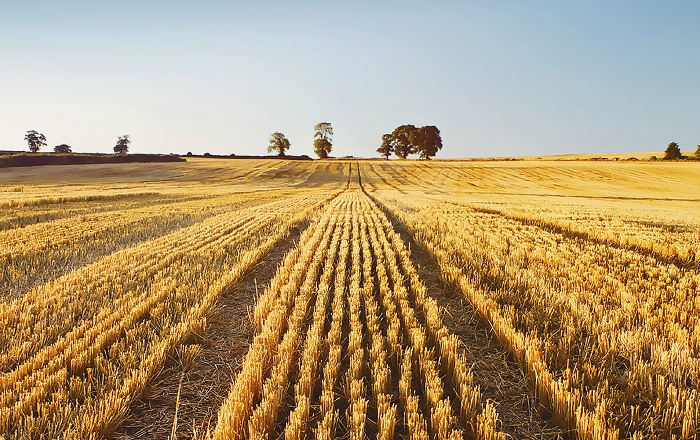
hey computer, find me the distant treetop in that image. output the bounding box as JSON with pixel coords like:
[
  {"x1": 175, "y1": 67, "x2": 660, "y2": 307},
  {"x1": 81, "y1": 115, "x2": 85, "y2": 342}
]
[
  {"x1": 114, "y1": 135, "x2": 131, "y2": 155},
  {"x1": 313, "y1": 122, "x2": 333, "y2": 159},
  {"x1": 377, "y1": 133, "x2": 393, "y2": 159},
  {"x1": 664, "y1": 142, "x2": 682, "y2": 160},
  {"x1": 391, "y1": 125, "x2": 417, "y2": 159},
  {"x1": 410, "y1": 126, "x2": 442, "y2": 159},
  {"x1": 54, "y1": 144, "x2": 72, "y2": 153},
  {"x1": 268, "y1": 132, "x2": 290, "y2": 156},
  {"x1": 380, "y1": 125, "x2": 443, "y2": 159},
  {"x1": 25, "y1": 130, "x2": 47, "y2": 153}
]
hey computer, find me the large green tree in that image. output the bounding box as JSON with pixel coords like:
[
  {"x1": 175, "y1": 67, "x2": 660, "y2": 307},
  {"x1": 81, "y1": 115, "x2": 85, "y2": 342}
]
[
  {"x1": 313, "y1": 122, "x2": 333, "y2": 159},
  {"x1": 391, "y1": 124, "x2": 417, "y2": 159},
  {"x1": 268, "y1": 132, "x2": 290, "y2": 156},
  {"x1": 377, "y1": 133, "x2": 393, "y2": 159},
  {"x1": 114, "y1": 135, "x2": 130, "y2": 155},
  {"x1": 410, "y1": 125, "x2": 442, "y2": 159},
  {"x1": 664, "y1": 142, "x2": 681, "y2": 160},
  {"x1": 25, "y1": 130, "x2": 47, "y2": 153}
]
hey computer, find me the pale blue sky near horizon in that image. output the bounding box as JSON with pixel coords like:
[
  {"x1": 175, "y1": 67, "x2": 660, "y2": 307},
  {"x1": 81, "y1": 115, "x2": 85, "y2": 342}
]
[{"x1": 1, "y1": 1, "x2": 698, "y2": 158}]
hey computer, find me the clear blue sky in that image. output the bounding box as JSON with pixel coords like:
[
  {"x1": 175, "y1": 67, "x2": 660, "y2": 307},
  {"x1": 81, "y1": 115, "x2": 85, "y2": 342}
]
[{"x1": 1, "y1": 1, "x2": 698, "y2": 158}]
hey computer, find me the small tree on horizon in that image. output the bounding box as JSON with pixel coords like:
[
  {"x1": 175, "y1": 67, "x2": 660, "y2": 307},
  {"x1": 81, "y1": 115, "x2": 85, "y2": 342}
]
[
  {"x1": 695, "y1": 144, "x2": 700, "y2": 158},
  {"x1": 54, "y1": 144, "x2": 72, "y2": 153},
  {"x1": 114, "y1": 135, "x2": 130, "y2": 155},
  {"x1": 25, "y1": 130, "x2": 47, "y2": 153},
  {"x1": 268, "y1": 132, "x2": 290, "y2": 156},
  {"x1": 313, "y1": 122, "x2": 333, "y2": 159},
  {"x1": 664, "y1": 142, "x2": 682, "y2": 160},
  {"x1": 377, "y1": 134, "x2": 393, "y2": 159}
]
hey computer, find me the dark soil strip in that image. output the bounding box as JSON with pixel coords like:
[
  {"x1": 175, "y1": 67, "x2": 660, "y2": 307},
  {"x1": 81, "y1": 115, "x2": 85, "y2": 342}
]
[
  {"x1": 111, "y1": 222, "x2": 307, "y2": 440},
  {"x1": 373, "y1": 198, "x2": 567, "y2": 440}
]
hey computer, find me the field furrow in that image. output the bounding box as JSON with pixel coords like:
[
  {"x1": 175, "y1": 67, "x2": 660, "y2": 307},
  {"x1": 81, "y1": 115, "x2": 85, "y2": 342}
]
[
  {"x1": 0, "y1": 192, "x2": 294, "y2": 299},
  {"x1": 112, "y1": 218, "x2": 306, "y2": 439},
  {"x1": 0, "y1": 191, "x2": 335, "y2": 439},
  {"x1": 467, "y1": 202, "x2": 700, "y2": 269},
  {"x1": 374, "y1": 190, "x2": 700, "y2": 439},
  {"x1": 0, "y1": 191, "x2": 161, "y2": 210},
  {"x1": 211, "y1": 188, "x2": 509, "y2": 440},
  {"x1": 0, "y1": 192, "x2": 195, "y2": 231},
  {"x1": 0, "y1": 195, "x2": 317, "y2": 369},
  {"x1": 4, "y1": 158, "x2": 699, "y2": 440}
]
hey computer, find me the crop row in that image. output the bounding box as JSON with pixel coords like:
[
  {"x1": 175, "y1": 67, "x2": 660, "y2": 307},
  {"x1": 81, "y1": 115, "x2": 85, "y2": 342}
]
[
  {"x1": 0, "y1": 191, "x2": 186, "y2": 231},
  {"x1": 0, "y1": 193, "x2": 329, "y2": 370},
  {"x1": 0, "y1": 191, "x2": 283, "y2": 254},
  {"x1": 211, "y1": 189, "x2": 506, "y2": 439},
  {"x1": 0, "y1": 191, "x2": 334, "y2": 439},
  {"x1": 375, "y1": 191, "x2": 700, "y2": 439},
  {"x1": 466, "y1": 201, "x2": 700, "y2": 269},
  {"x1": 0, "y1": 191, "x2": 289, "y2": 299},
  {"x1": 0, "y1": 191, "x2": 161, "y2": 209}
]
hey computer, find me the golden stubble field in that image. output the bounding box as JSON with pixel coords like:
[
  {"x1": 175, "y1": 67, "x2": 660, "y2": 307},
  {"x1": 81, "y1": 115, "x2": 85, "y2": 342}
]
[{"x1": 1, "y1": 158, "x2": 699, "y2": 440}]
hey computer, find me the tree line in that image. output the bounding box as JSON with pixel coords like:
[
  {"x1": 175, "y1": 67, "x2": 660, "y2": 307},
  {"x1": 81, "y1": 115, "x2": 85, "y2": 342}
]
[
  {"x1": 22, "y1": 130, "x2": 131, "y2": 155},
  {"x1": 267, "y1": 122, "x2": 334, "y2": 158},
  {"x1": 22, "y1": 123, "x2": 442, "y2": 159},
  {"x1": 18, "y1": 129, "x2": 700, "y2": 161},
  {"x1": 377, "y1": 125, "x2": 443, "y2": 159},
  {"x1": 268, "y1": 123, "x2": 443, "y2": 159}
]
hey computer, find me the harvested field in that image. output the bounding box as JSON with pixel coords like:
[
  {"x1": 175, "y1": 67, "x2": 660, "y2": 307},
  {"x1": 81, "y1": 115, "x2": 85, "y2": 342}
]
[{"x1": 1, "y1": 158, "x2": 699, "y2": 439}]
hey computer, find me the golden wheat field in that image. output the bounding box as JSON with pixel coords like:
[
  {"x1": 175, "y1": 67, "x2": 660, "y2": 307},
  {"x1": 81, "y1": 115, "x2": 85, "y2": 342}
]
[{"x1": 1, "y1": 158, "x2": 699, "y2": 440}]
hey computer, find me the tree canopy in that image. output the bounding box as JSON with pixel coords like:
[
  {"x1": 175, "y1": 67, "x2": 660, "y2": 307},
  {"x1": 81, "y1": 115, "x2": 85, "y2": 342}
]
[
  {"x1": 410, "y1": 125, "x2": 442, "y2": 159},
  {"x1": 268, "y1": 132, "x2": 290, "y2": 156},
  {"x1": 25, "y1": 130, "x2": 47, "y2": 153},
  {"x1": 54, "y1": 144, "x2": 72, "y2": 153},
  {"x1": 114, "y1": 135, "x2": 130, "y2": 155},
  {"x1": 695, "y1": 145, "x2": 700, "y2": 158},
  {"x1": 391, "y1": 124, "x2": 417, "y2": 159},
  {"x1": 377, "y1": 134, "x2": 393, "y2": 159},
  {"x1": 313, "y1": 122, "x2": 333, "y2": 159},
  {"x1": 380, "y1": 125, "x2": 442, "y2": 159},
  {"x1": 664, "y1": 142, "x2": 682, "y2": 160}
]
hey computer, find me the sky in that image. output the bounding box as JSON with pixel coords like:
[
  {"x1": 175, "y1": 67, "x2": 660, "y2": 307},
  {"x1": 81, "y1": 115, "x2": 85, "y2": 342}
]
[{"x1": 1, "y1": 1, "x2": 699, "y2": 158}]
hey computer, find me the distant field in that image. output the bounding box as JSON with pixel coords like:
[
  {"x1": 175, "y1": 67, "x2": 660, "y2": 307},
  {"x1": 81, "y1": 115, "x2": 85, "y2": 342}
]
[
  {"x1": 513, "y1": 151, "x2": 659, "y2": 160},
  {"x1": 1, "y1": 158, "x2": 699, "y2": 439},
  {"x1": 468, "y1": 151, "x2": 696, "y2": 161}
]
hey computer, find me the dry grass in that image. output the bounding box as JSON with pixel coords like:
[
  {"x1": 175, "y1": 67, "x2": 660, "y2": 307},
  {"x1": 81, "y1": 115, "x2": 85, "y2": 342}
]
[
  {"x1": 0, "y1": 161, "x2": 342, "y2": 439},
  {"x1": 368, "y1": 160, "x2": 700, "y2": 439},
  {"x1": 112, "y1": 223, "x2": 305, "y2": 440},
  {"x1": 211, "y1": 187, "x2": 505, "y2": 439},
  {"x1": 2, "y1": 158, "x2": 699, "y2": 439}
]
